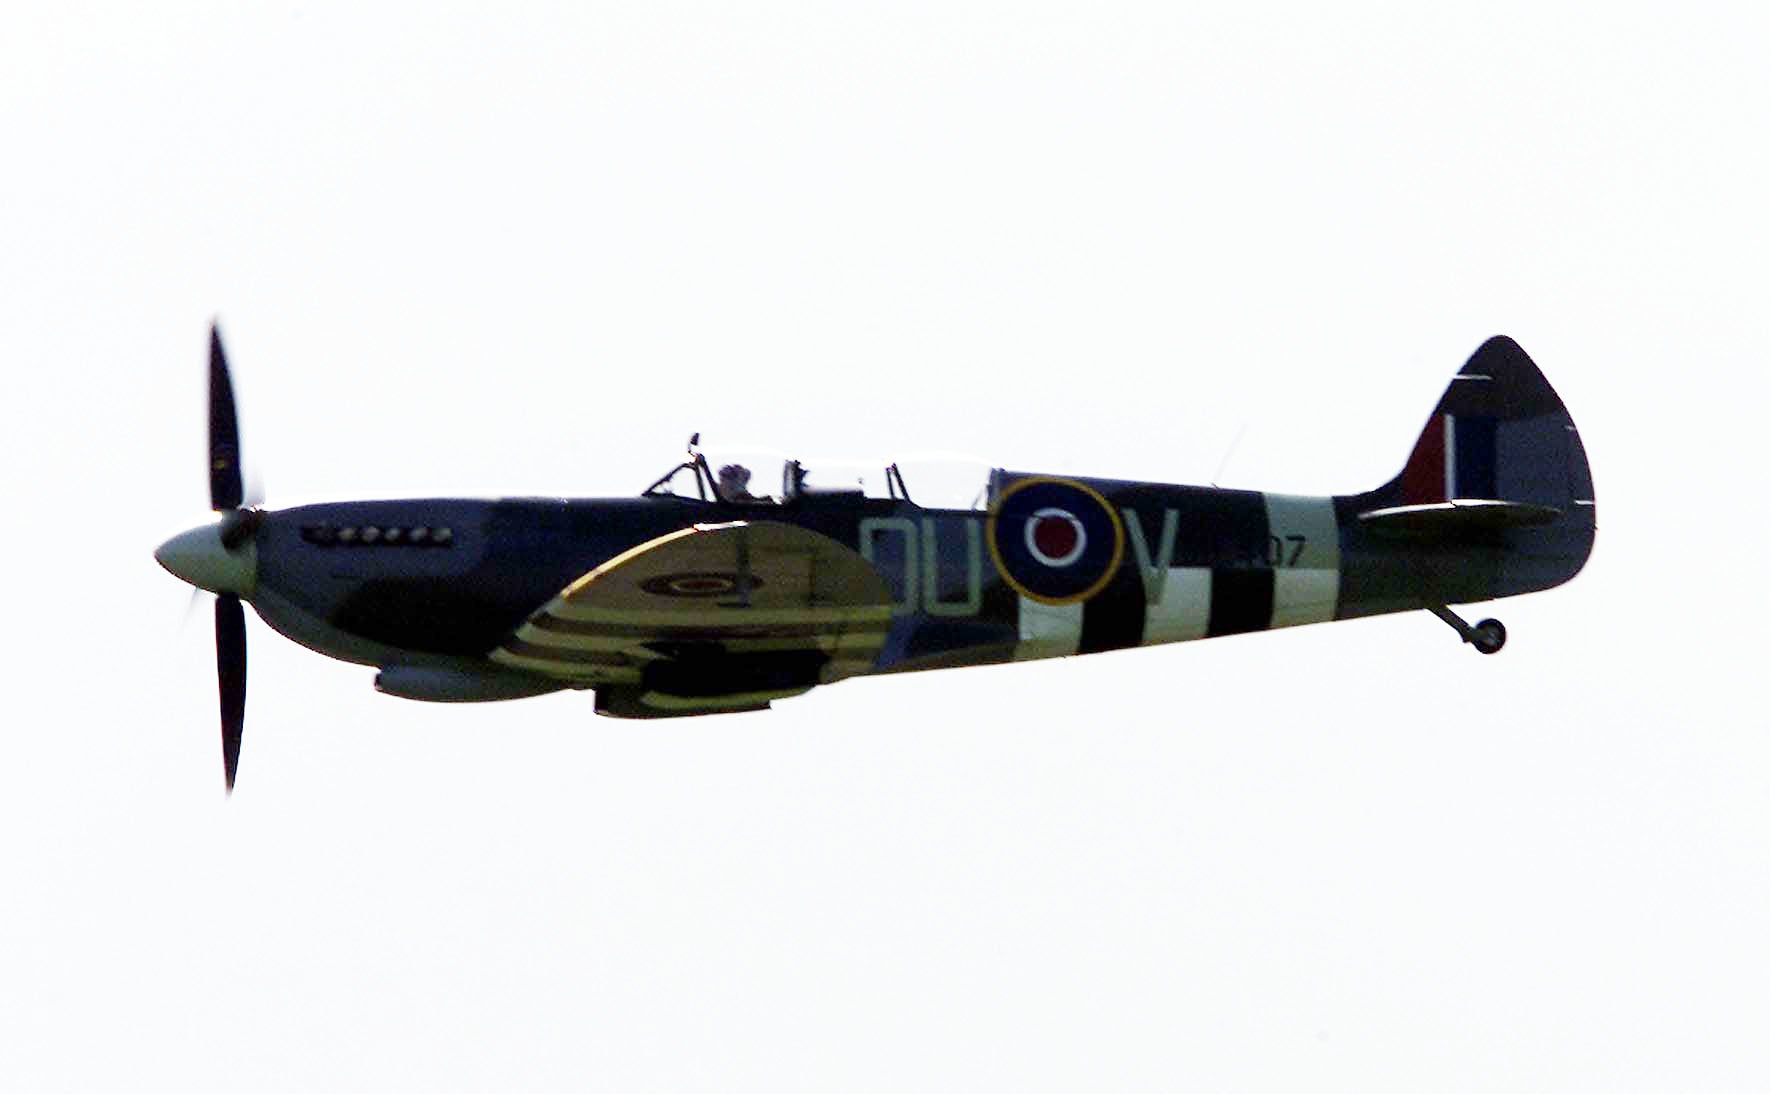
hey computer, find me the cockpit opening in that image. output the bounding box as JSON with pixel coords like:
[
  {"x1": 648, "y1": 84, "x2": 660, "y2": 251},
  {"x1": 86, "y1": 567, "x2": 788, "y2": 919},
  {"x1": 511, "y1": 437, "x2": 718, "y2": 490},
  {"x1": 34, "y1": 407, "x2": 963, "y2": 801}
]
[{"x1": 640, "y1": 436, "x2": 996, "y2": 511}]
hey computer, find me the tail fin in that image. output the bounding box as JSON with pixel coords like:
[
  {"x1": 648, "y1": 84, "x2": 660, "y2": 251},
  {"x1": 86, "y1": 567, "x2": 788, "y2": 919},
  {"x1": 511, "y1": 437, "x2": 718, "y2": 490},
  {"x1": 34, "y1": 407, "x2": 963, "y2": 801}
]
[
  {"x1": 1385, "y1": 336, "x2": 1591, "y2": 509},
  {"x1": 1353, "y1": 336, "x2": 1596, "y2": 595}
]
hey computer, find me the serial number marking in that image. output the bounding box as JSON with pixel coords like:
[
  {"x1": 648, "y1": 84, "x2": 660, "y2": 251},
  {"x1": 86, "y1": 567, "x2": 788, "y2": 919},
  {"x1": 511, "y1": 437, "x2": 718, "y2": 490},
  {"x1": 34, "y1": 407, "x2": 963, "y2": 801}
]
[{"x1": 1267, "y1": 535, "x2": 1308, "y2": 568}]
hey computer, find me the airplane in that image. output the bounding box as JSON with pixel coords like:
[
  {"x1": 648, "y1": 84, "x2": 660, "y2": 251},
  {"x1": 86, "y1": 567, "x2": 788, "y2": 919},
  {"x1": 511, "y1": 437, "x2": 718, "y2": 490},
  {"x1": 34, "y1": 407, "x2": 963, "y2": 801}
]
[{"x1": 157, "y1": 328, "x2": 1596, "y2": 791}]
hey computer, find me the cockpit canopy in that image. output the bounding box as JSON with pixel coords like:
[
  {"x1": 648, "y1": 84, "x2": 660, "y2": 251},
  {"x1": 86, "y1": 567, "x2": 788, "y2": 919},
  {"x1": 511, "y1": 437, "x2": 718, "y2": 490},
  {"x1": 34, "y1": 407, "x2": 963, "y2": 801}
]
[{"x1": 642, "y1": 438, "x2": 995, "y2": 510}]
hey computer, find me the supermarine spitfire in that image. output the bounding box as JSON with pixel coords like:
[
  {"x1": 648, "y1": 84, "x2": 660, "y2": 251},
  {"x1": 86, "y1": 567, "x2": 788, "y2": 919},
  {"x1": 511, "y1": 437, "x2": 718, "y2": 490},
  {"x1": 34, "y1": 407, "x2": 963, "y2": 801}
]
[{"x1": 158, "y1": 329, "x2": 1595, "y2": 791}]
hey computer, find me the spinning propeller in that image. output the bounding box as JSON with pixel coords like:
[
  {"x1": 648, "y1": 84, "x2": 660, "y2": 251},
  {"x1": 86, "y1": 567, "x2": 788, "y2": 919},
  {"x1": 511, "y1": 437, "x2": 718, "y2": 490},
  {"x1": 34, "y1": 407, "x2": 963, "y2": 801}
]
[{"x1": 155, "y1": 325, "x2": 262, "y2": 792}]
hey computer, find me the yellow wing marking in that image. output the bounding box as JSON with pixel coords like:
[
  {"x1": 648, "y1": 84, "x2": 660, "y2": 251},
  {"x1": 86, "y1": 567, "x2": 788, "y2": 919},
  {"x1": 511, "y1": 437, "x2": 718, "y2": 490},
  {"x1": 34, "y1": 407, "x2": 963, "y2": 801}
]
[{"x1": 491, "y1": 521, "x2": 893, "y2": 688}]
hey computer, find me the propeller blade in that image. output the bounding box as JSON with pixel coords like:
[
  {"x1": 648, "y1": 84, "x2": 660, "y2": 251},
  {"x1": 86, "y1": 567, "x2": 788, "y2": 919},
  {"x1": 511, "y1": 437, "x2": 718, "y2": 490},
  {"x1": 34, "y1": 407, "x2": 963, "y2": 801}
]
[
  {"x1": 216, "y1": 592, "x2": 247, "y2": 793},
  {"x1": 209, "y1": 324, "x2": 243, "y2": 512}
]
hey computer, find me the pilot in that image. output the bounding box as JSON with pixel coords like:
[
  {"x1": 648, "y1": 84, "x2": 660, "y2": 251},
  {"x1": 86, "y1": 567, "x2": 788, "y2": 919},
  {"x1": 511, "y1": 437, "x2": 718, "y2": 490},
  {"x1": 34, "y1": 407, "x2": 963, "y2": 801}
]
[{"x1": 718, "y1": 463, "x2": 758, "y2": 502}]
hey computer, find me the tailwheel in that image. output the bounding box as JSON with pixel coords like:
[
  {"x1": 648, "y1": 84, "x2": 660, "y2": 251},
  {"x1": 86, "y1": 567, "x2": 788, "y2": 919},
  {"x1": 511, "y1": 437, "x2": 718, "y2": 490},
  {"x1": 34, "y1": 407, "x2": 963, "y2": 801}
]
[
  {"x1": 1471, "y1": 618, "x2": 1507, "y2": 655},
  {"x1": 1428, "y1": 605, "x2": 1507, "y2": 655}
]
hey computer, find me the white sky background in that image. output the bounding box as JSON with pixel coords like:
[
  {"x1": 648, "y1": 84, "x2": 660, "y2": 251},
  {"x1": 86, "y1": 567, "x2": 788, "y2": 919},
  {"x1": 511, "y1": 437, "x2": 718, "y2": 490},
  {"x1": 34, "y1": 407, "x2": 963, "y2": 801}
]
[{"x1": 3, "y1": 2, "x2": 1767, "y2": 1089}]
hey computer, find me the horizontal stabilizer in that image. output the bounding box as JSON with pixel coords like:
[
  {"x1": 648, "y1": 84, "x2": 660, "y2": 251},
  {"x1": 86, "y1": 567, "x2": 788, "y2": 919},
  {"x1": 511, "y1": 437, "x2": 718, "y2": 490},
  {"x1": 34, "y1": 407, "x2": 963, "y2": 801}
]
[{"x1": 1358, "y1": 498, "x2": 1564, "y2": 539}]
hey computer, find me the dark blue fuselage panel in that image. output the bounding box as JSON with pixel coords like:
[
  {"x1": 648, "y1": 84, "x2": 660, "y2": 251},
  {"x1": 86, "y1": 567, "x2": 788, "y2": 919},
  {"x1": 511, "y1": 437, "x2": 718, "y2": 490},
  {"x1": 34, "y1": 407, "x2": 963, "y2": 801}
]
[{"x1": 257, "y1": 499, "x2": 696, "y2": 657}]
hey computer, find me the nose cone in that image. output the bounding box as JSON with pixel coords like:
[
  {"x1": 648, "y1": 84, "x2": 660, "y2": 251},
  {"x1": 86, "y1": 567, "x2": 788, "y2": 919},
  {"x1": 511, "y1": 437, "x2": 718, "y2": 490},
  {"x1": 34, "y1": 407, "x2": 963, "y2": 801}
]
[{"x1": 155, "y1": 523, "x2": 257, "y2": 596}]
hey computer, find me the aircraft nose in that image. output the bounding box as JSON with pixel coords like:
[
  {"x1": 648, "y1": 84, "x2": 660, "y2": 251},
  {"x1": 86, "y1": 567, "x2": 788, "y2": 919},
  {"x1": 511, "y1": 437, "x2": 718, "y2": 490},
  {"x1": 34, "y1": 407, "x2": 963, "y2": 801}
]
[{"x1": 155, "y1": 522, "x2": 257, "y2": 597}]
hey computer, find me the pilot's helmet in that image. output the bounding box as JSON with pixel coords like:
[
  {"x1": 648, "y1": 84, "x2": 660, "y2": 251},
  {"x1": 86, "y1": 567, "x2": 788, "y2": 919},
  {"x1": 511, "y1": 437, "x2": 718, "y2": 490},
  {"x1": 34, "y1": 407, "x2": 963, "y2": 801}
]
[{"x1": 718, "y1": 464, "x2": 751, "y2": 492}]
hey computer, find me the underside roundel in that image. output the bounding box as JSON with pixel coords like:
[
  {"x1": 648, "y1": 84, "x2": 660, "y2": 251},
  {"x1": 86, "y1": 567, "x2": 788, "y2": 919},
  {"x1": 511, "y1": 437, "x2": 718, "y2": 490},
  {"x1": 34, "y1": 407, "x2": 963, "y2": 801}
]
[
  {"x1": 638, "y1": 571, "x2": 764, "y2": 598},
  {"x1": 987, "y1": 477, "x2": 1125, "y2": 604}
]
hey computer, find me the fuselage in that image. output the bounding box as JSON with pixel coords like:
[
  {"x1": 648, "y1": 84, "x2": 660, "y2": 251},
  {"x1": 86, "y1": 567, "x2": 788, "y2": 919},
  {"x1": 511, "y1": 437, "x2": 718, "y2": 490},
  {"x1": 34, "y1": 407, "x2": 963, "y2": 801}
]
[{"x1": 241, "y1": 470, "x2": 1594, "y2": 690}]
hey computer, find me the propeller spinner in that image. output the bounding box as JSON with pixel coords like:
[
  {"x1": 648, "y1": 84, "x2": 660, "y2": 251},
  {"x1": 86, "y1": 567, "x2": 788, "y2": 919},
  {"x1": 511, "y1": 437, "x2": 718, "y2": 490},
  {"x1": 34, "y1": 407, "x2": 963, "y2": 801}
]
[{"x1": 154, "y1": 324, "x2": 261, "y2": 792}]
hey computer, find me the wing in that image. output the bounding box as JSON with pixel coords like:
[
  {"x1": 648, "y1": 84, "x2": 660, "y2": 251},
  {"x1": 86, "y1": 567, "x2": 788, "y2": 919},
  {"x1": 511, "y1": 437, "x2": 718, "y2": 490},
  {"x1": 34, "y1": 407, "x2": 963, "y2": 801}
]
[{"x1": 490, "y1": 521, "x2": 893, "y2": 714}]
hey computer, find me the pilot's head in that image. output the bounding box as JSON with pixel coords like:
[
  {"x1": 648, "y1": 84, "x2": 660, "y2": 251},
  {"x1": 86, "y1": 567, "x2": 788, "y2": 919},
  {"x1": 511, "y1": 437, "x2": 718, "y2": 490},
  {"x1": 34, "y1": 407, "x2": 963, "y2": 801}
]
[{"x1": 718, "y1": 464, "x2": 751, "y2": 495}]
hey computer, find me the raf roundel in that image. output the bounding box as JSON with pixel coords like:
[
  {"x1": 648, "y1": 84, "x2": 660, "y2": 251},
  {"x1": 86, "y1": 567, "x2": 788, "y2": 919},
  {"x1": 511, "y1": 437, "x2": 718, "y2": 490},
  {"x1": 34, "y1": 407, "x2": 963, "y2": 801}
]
[
  {"x1": 638, "y1": 571, "x2": 764, "y2": 598},
  {"x1": 987, "y1": 477, "x2": 1125, "y2": 604}
]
